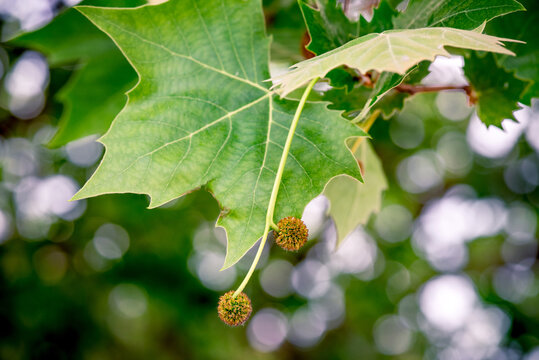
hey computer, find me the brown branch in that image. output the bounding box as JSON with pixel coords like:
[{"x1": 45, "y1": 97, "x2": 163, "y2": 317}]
[{"x1": 395, "y1": 84, "x2": 478, "y2": 104}]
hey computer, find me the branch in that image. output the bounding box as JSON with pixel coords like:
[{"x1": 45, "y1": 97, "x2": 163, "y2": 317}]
[{"x1": 395, "y1": 84, "x2": 478, "y2": 104}]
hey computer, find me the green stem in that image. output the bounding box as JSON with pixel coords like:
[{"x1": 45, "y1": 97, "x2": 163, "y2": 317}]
[{"x1": 233, "y1": 77, "x2": 319, "y2": 297}]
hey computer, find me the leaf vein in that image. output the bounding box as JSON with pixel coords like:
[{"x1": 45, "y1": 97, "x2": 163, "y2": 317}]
[
  {"x1": 221, "y1": 0, "x2": 249, "y2": 79},
  {"x1": 192, "y1": 0, "x2": 225, "y2": 70},
  {"x1": 90, "y1": 13, "x2": 268, "y2": 92},
  {"x1": 118, "y1": 94, "x2": 269, "y2": 175}
]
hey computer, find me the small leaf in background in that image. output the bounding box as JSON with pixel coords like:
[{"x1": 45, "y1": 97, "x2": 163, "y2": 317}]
[
  {"x1": 358, "y1": 0, "x2": 397, "y2": 34},
  {"x1": 464, "y1": 53, "x2": 528, "y2": 128},
  {"x1": 271, "y1": 27, "x2": 518, "y2": 97},
  {"x1": 393, "y1": 0, "x2": 524, "y2": 30},
  {"x1": 324, "y1": 140, "x2": 387, "y2": 246},
  {"x1": 11, "y1": 0, "x2": 143, "y2": 148},
  {"x1": 298, "y1": 0, "x2": 395, "y2": 57},
  {"x1": 72, "y1": 0, "x2": 365, "y2": 269},
  {"x1": 485, "y1": 0, "x2": 538, "y2": 104},
  {"x1": 299, "y1": 0, "x2": 359, "y2": 56},
  {"x1": 325, "y1": 68, "x2": 357, "y2": 92},
  {"x1": 265, "y1": 0, "x2": 306, "y2": 64}
]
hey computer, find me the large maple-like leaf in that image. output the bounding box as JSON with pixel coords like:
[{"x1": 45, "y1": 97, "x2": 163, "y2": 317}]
[
  {"x1": 271, "y1": 27, "x2": 519, "y2": 97},
  {"x1": 72, "y1": 0, "x2": 365, "y2": 269}
]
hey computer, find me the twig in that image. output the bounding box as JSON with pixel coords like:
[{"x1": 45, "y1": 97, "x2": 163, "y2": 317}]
[{"x1": 395, "y1": 84, "x2": 478, "y2": 104}]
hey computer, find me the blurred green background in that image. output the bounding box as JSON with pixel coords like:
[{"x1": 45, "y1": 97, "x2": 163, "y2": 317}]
[{"x1": 0, "y1": 0, "x2": 538, "y2": 359}]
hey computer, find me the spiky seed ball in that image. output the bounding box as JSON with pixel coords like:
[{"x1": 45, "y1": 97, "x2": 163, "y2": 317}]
[
  {"x1": 274, "y1": 216, "x2": 309, "y2": 251},
  {"x1": 217, "y1": 291, "x2": 252, "y2": 326}
]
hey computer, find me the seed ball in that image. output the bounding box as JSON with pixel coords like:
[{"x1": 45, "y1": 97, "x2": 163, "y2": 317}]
[
  {"x1": 217, "y1": 290, "x2": 252, "y2": 326},
  {"x1": 274, "y1": 216, "x2": 309, "y2": 251}
]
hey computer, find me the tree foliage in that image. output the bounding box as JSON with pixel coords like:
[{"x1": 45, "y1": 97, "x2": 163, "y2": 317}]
[{"x1": 1, "y1": 0, "x2": 537, "y2": 357}]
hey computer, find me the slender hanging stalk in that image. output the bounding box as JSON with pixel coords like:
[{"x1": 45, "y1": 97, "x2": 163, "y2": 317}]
[{"x1": 233, "y1": 77, "x2": 319, "y2": 297}]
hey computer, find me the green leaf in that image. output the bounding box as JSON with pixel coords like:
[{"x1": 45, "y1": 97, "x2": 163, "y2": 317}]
[
  {"x1": 299, "y1": 0, "x2": 359, "y2": 56},
  {"x1": 299, "y1": 0, "x2": 404, "y2": 119},
  {"x1": 358, "y1": 71, "x2": 409, "y2": 118},
  {"x1": 376, "y1": 0, "x2": 525, "y2": 122},
  {"x1": 325, "y1": 84, "x2": 410, "y2": 120},
  {"x1": 521, "y1": 83, "x2": 539, "y2": 104},
  {"x1": 300, "y1": 0, "x2": 398, "y2": 95},
  {"x1": 464, "y1": 53, "x2": 528, "y2": 127},
  {"x1": 486, "y1": 0, "x2": 538, "y2": 104},
  {"x1": 298, "y1": 0, "x2": 396, "y2": 57},
  {"x1": 325, "y1": 68, "x2": 357, "y2": 92},
  {"x1": 358, "y1": 0, "x2": 398, "y2": 34},
  {"x1": 11, "y1": 0, "x2": 143, "y2": 147},
  {"x1": 393, "y1": 0, "x2": 525, "y2": 30},
  {"x1": 272, "y1": 27, "x2": 518, "y2": 97},
  {"x1": 357, "y1": 61, "x2": 429, "y2": 118},
  {"x1": 354, "y1": 0, "x2": 523, "y2": 121},
  {"x1": 324, "y1": 140, "x2": 387, "y2": 246},
  {"x1": 71, "y1": 0, "x2": 365, "y2": 269}
]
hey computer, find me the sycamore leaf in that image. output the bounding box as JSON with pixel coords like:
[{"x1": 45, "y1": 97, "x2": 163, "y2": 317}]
[
  {"x1": 393, "y1": 0, "x2": 524, "y2": 30},
  {"x1": 271, "y1": 27, "x2": 519, "y2": 97},
  {"x1": 71, "y1": 0, "x2": 365, "y2": 269},
  {"x1": 11, "y1": 0, "x2": 143, "y2": 148},
  {"x1": 464, "y1": 53, "x2": 528, "y2": 127},
  {"x1": 324, "y1": 140, "x2": 387, "y2": 246}
]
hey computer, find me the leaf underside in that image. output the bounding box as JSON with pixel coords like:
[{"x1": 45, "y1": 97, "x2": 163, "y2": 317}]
[
  {"x1": 72, "y1": 0, "x2": 365, "y2": 269},
  {"x1": 271, "y1": 27, "x2": 519, "y2": 97}
]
